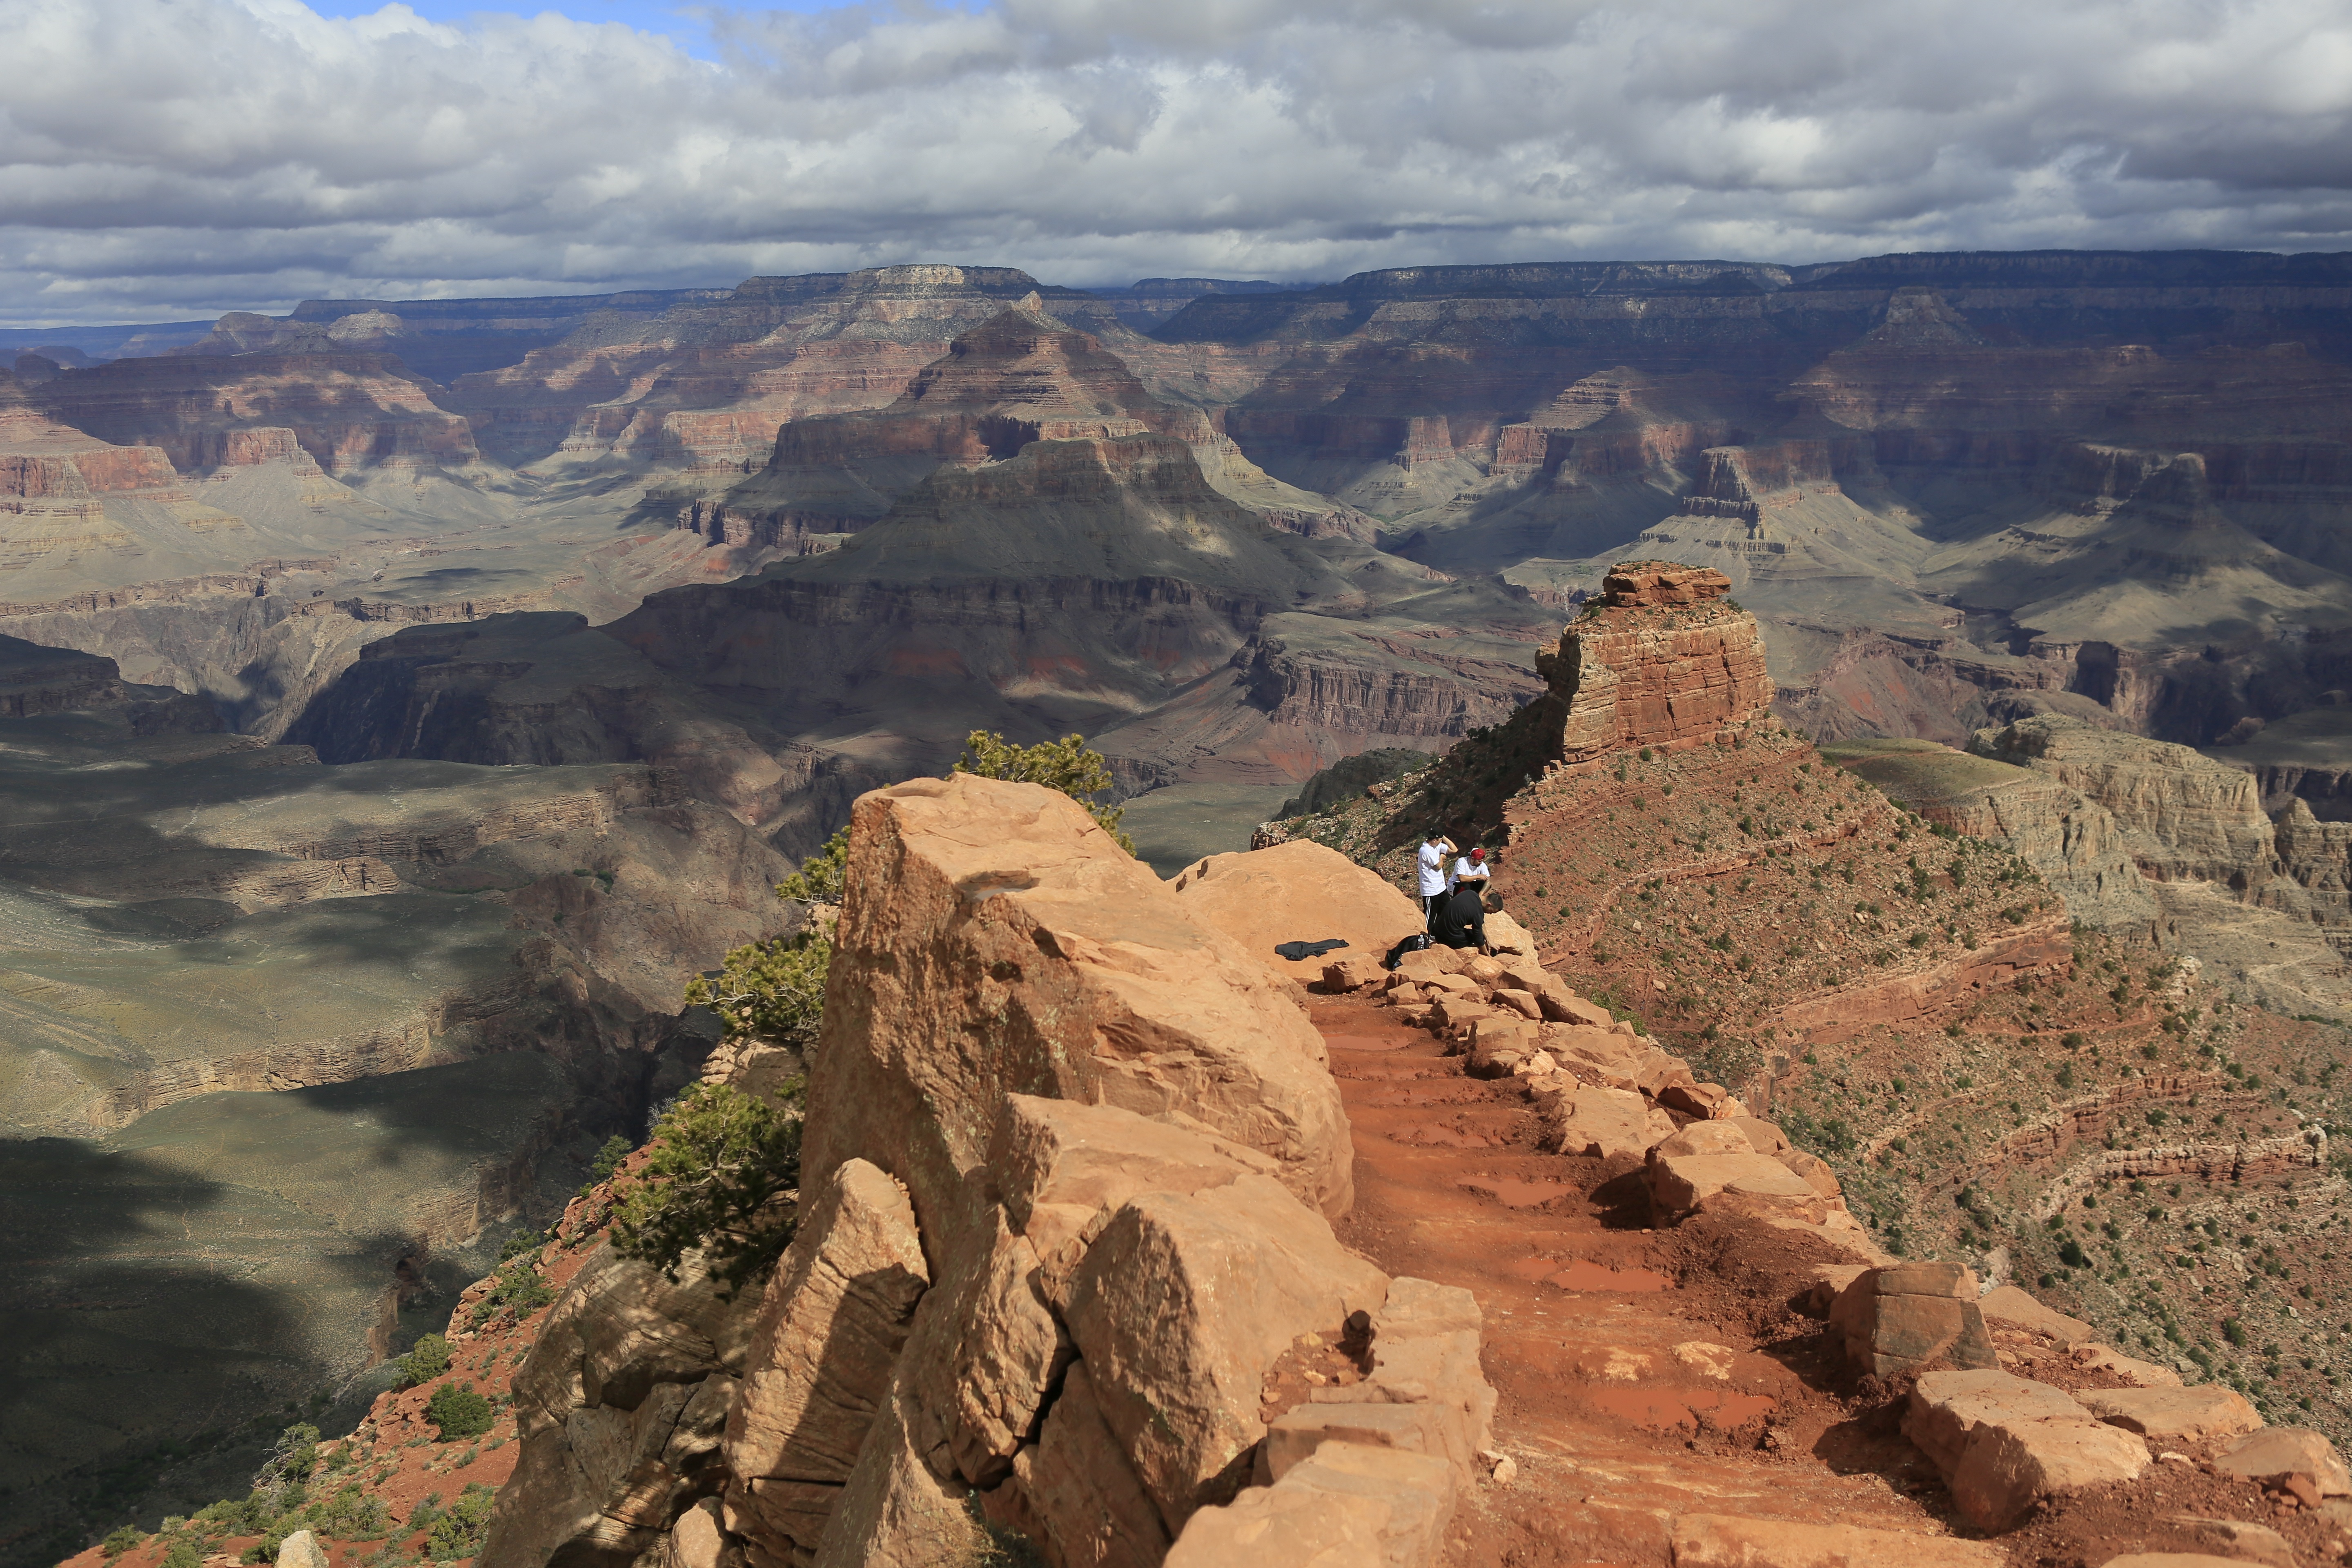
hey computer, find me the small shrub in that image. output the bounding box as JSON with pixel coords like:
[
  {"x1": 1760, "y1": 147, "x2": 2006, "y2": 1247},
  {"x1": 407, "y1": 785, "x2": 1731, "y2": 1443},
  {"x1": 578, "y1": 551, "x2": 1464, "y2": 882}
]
[
  {"x1": 399, "y1": 1333, "x2": 452, "y2": 1387},
  {"x1": 426, "y1": 1384, "x2": 495, "y2": 1443},
  {"x1": 612, "y1": 1080, "x2": 805, "y2": 1297},
  {"x1": 426, "y1": 1483, "x2": 497, "y2": 1562},
  {"x1": 101, "y1": 1528, "x2": 145, "y2": 1558},
  {"x1": 470, "y1": 1260, "x2": 555, "y2": 1325}
]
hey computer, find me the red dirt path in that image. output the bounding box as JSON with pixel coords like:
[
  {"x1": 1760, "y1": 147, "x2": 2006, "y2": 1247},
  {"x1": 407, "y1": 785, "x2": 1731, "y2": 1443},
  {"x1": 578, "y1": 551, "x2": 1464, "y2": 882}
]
[{"x1": 1314, "y1": 993, "x2": 1981, "y2": 1566}]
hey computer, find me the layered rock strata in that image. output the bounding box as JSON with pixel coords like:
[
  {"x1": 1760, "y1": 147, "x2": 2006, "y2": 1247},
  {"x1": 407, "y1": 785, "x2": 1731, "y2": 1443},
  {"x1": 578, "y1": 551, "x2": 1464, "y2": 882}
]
[
  {"x1": 32, "y1": 352, "x2": 483, "y2": 476},
  {"x1": 1536, "y1": 561, "x2": 1776, "y2": 769}
]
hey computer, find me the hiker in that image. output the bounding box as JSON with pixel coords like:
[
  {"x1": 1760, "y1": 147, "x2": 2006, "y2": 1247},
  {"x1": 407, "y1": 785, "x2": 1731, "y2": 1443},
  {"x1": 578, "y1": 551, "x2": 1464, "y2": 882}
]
[
  {"x1": 1434, "y1": 878, "x2": 1487, "y2": 950},
  {"x1": 1416, "y1": 831, "x2": 1454, "y2": 933},
  {"x1": 1450, "y1": 845, "x2": 1491, "y2": 897}
]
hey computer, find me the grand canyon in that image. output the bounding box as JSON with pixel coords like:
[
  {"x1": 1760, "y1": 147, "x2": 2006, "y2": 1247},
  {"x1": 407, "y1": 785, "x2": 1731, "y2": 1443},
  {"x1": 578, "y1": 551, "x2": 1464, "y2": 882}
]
[{"x1": 9, "y1": 249, "x2": 2352, "y2": 1568}]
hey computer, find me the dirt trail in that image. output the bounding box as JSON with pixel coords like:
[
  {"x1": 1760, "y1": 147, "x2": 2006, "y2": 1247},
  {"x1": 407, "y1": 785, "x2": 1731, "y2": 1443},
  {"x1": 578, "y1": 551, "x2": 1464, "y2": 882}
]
[{"x1": 1314, "y1": 993, "x2": 1982, "y2": 1566}]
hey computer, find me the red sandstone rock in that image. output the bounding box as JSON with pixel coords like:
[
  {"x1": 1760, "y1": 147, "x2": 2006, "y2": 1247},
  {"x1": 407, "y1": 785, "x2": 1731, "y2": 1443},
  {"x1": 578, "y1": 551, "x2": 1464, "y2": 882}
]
[
  {"x1": 34, "y1": 350, "x2": 480, "y2": 475},
  {"x1": 1534, "y1": 1082, "x2": 1660, "y2": 1160},
  {"x1": 2071, "y1": 1343, "x2": 2184, "y2": 1388},
  {"x1": 806, "y1": 773, "x2": 1353, "y2": 1223},
  {"x1": 1904, "y1": 1369, "x2": 2090, "y2": 1473},
  {"x1": 1948, "y1": 1415, "x2": 2150, "y2": 1530},
  {"x1": 1537, "y1": 560, "x2": 1776, "y2": 768},
  {"x1": 2213, "y1": 1428, "x2": 2352, "y2": 1495},
  {"x1": 1648, "y1": 1151, "x2": 1824, "y2": 1223},
  {"x1": 2075, "y1": 1385, "x2": 2261, "y2": 1444},
  {"x1": 1017, "y1": 1361, "x2": 1170, "y2": 1568},
  {"x1": 1323, "y1": 955, "x2": 1388, "y2": 991},
  {"x1": 1828, "y1": 1263, "x2": 1999, "y2": 1377},
  {"x1": 724, "y1": 1159, "x2": 931, "y2": 1554},
  {"x1": 1977, "y1": 1285, "x2": 2096, "y2": 1348},
  {"x1": 1169, "y1": 840, "x2": 1423, "y2": 987},
  {"x1": 1060, "y1": 1174, "x2": 1390, "y2": 1532},
  {"x1": 1165, "y1": 1441, "x2": 1452, "y2": 1567},
  {"x1": 1668, "y1": 1512, "x2": 2005, "y2": 1566}
]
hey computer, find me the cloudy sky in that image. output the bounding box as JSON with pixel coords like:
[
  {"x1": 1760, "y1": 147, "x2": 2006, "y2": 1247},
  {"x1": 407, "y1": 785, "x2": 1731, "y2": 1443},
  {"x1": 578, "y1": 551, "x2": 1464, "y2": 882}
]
[{"x1": 3, "y1": 0, "x2": 2350, "y2": 324}]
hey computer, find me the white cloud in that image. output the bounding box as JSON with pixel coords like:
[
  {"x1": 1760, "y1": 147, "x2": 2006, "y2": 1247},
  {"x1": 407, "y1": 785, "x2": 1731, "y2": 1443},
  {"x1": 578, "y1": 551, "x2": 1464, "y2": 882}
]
[{"x1": 2, "y1": 0, "x2": 2348, "y2": 323}]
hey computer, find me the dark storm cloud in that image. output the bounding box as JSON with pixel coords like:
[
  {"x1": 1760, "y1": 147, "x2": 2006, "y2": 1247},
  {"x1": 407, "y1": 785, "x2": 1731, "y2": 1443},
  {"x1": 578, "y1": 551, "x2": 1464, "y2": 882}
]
[{"x1": 2, "y1": 0, "x2": 2348, "y2": 322}]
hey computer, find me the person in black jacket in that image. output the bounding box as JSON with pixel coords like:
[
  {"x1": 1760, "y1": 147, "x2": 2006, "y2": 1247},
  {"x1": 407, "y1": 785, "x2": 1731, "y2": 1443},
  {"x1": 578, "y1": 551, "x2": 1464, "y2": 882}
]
[{"x1": 1432, "y1": 880, "x2": 1487, "y2": 950}]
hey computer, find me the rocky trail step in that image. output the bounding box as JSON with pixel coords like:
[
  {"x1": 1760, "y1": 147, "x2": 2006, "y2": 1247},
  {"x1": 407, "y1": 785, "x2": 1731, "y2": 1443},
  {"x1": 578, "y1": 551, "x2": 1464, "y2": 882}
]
[{"x1": 1315, "y1": 992, "x2": 1988, "y2": 1566}]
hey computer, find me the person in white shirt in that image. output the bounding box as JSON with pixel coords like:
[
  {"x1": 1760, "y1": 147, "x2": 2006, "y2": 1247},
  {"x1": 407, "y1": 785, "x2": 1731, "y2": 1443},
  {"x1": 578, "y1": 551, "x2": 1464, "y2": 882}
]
[
  {"x1": 1450, "y1": 846, "x2": 1490, "y2": 894},
  {"x1": 1416, "y1": 833, "x2": 1453, "y2": 933}
]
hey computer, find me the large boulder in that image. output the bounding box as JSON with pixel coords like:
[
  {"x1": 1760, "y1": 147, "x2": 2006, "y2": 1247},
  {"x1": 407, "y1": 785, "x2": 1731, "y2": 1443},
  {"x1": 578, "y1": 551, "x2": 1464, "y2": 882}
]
[
  {"x1": 1949, "y1": 1416, "x2": 2149, "y2": 1529},
  {"x1": 1648, "y1": 1151, "x2": 1825, "y2": 1224},
  {"x1": 1904, "y1": 1369, "x2": 2148, "y2": 1530},
  {"x1": 806, "y1": 773, "x2": 1354, "y2": 1238},
  {"x1": 1532, "y1": 1082, "x2": 1666, "y2": 1161},
  {"x1": 1904, "y1": 1370, "x2": 2091, "y2": 1472},
  {"x1": 724, "y1": 1160, "x2": 931, "y2": 1557},
  {"x1": 2213, "y1": 1428, "x2": 2352, "y2": 1494},
  {"x1": 2075, "y1": 1385, "x2": 2261, "y2": 1444},
  {"x1": 1060, "y1": 1174, "x2": 1390, "y2": 1532},
  {"x1": 1828, "y1": 1264, "x2": 1998, "y2": 1378},
  {"x1": 1168, "y1": 840, "x2": 1423, "y2": 986}
]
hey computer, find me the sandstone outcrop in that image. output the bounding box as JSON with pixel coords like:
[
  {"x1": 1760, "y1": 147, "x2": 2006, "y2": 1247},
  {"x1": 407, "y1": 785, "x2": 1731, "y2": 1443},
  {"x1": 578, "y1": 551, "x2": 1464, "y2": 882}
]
[
  {"x1": 1169, "y1": 839, "x2": 1424, "y2": 984},
  {"x1": 807, "y1": 773, "x2": 1353, "y2": 1219},
  {"x1": 1833, "y1": 737, "x2": 2158, "y2": 929},
  {"x1": 454, "y1": 265, "x2": 1126, "y2": 470},
  {"x1": 1971, "y1": 715, "x2": 2275, "y2": 889},
  {"x1": 1966, "y1": 711, "x2": 2352, "y2": 1010},
  {"x1": 481, "y1": 1245, "x2": 757, "y2": 1568},
  {"x1": 710, "y1": 302, "x2": 1337, "y2": 543},
  {"x1": 1535, "y1": 563, "x2": 1775, "y2": 771},
  {"x1": 34, "y1": 351, "x2": 482, "y2": 477},
  {"x1": 477, "y1": 774, "x2": 1495, "y2": 1568}
]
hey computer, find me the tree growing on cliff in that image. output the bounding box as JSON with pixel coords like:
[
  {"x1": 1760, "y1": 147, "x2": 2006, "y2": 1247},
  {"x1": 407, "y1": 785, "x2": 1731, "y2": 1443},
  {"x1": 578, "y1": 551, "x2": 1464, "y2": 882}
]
[
  {"x1": 954, "y1": 730, "x2": 1137, "y2": 853},
  {"x1": 685, "y1": 828, "x2": 843, "y2": 1055},
  {"x1": 610, "y1": 1080, "x2": 804, "y2": 1298}
]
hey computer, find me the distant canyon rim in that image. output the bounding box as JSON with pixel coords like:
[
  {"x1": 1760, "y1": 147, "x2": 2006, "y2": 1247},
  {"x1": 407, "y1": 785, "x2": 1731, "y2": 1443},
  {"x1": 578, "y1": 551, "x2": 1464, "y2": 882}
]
[{"x1": 7, "y1": 247, "x2": 2352, "y2": 1564}]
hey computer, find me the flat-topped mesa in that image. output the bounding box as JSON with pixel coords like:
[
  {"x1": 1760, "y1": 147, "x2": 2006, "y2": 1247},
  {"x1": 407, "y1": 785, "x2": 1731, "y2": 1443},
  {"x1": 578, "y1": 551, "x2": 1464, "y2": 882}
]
[{"x1": 1536, "y1": 560, "x2": 1775, "y2": 769}]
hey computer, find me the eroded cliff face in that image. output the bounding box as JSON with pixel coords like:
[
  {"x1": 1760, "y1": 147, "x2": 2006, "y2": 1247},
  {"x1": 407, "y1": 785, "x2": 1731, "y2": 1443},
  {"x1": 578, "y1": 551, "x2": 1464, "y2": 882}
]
[
  {"x1": 698, "y1": 302, "x2": 1361, "y2": 549},
  {"x1": 33, "y1": 352, "x2": 484, "y2": 477},
  {"x1": 451, "y1": 267, "x2": 1131, "y2": 472}
]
